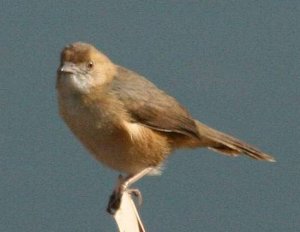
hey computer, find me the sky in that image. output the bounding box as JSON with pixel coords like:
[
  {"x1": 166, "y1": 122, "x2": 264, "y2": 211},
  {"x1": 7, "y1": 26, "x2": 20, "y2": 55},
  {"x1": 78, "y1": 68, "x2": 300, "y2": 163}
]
[{"x1": 1, "y1": 1, "x2": 300, "y2": 231}]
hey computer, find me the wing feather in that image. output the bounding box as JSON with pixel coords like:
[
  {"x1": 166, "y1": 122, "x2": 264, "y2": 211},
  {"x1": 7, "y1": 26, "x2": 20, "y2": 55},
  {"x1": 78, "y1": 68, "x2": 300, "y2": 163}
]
[{"x1": 111, "y1": 66, "x2": 200, "y2": 139}]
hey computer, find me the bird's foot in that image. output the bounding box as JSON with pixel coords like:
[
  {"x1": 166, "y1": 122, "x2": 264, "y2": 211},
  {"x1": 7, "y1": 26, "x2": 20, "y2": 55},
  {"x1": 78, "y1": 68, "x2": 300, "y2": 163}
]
[
  {"x1": 127, "y1": 188, "x2": 143, "y2": 206},
  {"x1": 106, "y1": 187, "x2": 143, "y2": 215},
  {"x1": 106, "y1": 168, "x2": 153, "y2": 215},
  {"x1": 107, "y1": 188, "x2": 122, "y2": 215},
  {"x1": 106, "y1": 174, "x2": 125, "y2": 215}
]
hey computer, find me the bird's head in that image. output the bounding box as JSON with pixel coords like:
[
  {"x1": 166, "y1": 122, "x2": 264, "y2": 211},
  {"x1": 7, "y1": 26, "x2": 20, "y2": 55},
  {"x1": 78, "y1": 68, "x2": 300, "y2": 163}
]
[{"x1": 56, "y1": 42, "x2": 115, "y2": 95}]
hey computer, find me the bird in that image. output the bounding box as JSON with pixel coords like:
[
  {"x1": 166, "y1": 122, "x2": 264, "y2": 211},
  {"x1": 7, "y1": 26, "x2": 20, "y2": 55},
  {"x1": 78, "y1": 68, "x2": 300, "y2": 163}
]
[{"x1": 56, "y1": 42, "x2": 275, "y2": 214}]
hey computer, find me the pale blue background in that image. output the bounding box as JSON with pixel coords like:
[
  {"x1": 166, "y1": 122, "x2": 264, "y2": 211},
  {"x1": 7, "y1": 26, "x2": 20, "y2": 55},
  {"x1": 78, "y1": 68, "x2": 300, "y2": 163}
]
[{"x1": 1, "y1": 1, "x2": 299, "y2": 231}]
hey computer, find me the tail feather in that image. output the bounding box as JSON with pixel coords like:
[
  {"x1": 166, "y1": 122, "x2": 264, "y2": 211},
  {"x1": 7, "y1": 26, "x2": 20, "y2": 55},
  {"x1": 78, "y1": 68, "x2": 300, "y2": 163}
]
[{"x1": 195, "y1": 120, "x2": 275, "y2": 162}]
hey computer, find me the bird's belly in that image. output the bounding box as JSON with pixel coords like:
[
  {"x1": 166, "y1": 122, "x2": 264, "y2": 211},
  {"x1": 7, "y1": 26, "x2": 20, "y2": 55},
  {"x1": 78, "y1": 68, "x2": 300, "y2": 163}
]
[
  {"x1": 60, "y1": 108, "x2": 158, "y2": 174},
  {"x1": 59, "y1": 96, "x2": 171, "y2": 175},
  {"x1": 81, "y1": 130, "x2": 145, "y2": 174},
  {"x1": 65, "y1": 119, "x2": 140, "y2": 174}
]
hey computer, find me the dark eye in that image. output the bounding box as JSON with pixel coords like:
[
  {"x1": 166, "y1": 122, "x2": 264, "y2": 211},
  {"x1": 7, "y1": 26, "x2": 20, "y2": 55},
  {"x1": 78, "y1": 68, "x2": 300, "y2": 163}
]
[{"x1": 87, "y1": 61, "x2": 94, "y2": 70}]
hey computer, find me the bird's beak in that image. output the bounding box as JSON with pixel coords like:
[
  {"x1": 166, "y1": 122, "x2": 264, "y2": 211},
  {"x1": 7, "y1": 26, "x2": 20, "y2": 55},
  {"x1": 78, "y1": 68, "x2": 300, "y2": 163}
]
[{"x1": 59, "y1": 62, "x2": 77, "y2": 74}]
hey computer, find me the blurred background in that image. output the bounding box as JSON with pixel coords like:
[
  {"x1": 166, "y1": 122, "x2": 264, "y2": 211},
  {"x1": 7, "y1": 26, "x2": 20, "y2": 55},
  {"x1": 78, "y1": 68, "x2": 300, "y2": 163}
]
[{"x1": 1, "y1": 1, "x2": 299, "y2": 231}]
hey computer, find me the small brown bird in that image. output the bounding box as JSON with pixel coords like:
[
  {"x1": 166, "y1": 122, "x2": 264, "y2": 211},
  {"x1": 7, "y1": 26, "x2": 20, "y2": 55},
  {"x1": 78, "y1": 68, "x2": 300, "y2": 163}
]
[{"x1": 56, "y1": 42, "x2": 275, "y2": 213}]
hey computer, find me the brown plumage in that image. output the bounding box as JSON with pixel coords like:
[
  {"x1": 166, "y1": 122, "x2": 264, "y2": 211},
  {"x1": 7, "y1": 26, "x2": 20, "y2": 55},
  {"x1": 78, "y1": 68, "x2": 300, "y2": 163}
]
[{"x1": 56, "y1": 42, "x2": 275, "y2": 177}]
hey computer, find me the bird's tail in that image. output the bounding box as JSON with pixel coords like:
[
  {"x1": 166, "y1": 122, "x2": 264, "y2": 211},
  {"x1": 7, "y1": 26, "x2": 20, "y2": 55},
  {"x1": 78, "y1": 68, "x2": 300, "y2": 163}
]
[{"x1": 195, "y1": 120, "x2": 275, "y2": 162}]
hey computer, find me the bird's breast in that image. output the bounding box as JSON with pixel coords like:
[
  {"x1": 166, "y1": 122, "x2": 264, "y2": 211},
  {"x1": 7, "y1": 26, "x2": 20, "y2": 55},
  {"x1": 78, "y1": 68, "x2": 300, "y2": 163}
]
[
  {"x1": 60, "y1": 93, "x2": 124, "y2": 138},
  {"x1": 57, "y1": 93, "x2": 147, "y2": 173},
  {"x1": 57, "y1": 92, "x2": 171, "y2": 174}
]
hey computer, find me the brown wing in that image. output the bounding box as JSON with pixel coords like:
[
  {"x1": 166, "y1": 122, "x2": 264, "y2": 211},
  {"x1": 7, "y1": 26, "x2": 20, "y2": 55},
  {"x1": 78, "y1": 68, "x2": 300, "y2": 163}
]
[{"x1": 111, "y1": 66, "x2": 200, "y2": 139}]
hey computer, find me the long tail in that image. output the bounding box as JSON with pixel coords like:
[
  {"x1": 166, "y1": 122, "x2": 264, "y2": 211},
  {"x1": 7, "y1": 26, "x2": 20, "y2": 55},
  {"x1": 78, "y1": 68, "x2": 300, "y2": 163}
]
[{"x1": 195, "y1": 120, "x2": 275, "y2": 162}]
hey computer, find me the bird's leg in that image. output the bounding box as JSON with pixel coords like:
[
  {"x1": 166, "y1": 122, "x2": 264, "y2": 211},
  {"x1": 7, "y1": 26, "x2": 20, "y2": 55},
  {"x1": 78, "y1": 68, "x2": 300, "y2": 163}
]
[{"x1": 107, "y1": 167, "x2": 153, "y2": 214}]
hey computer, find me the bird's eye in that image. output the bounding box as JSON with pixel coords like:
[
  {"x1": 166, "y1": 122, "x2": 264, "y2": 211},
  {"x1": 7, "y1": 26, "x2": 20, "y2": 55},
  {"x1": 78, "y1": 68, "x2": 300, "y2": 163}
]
[{"x1": 87, "y1": 61, "x2": 94, "y2": 70}]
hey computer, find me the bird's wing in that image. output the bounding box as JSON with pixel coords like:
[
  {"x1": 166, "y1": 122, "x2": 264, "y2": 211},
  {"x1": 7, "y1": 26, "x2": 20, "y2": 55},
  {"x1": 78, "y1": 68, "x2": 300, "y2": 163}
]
[{"x1": 111, "y1": 66, "x2": 200, "y2": 139}]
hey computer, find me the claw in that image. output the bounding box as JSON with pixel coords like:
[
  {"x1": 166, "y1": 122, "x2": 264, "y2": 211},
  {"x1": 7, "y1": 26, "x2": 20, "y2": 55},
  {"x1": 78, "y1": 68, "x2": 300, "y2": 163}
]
[
  {"x1": 106, "y1": 168, "x2": 153, "y2": 215},
  {"x1": 107, "y1": 189, "x2": 123, "y2": 215},
  {"x1": 106, "y1": 188, "x2": 144, "y2": 215},
  {"x1": 127, "y1": 188, "x2": 143, "y2": 206}
]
